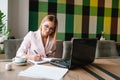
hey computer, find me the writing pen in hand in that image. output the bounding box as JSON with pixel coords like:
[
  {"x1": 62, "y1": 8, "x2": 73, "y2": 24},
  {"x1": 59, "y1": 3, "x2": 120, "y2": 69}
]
[
  {"x1": 34, "y1": 50, "x2": 43, "y2": 58},
  {"x1": 34, "y1": 50, "x2": 43, "y2": 60},
  {"x1": 34, "y1": 50, "x2": 38, "y2": 54}
]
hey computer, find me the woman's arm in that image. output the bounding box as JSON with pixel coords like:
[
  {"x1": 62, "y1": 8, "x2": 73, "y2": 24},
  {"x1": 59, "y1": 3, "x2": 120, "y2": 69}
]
[
  {"x1": 16, "y1": 31, "x2": 44, "y2": 61},
  {"x1": 16, "y1": 32, "x2": 32, "y2": 57}
]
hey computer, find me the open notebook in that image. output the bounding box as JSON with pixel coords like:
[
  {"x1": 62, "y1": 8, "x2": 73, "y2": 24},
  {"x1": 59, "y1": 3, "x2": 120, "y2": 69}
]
[
  {"x1": 50, "y1": 38, "x2": 98, "y2": 69},
  {"x1": 28, "y1": 58, "x2": 60, "y2": 65}
]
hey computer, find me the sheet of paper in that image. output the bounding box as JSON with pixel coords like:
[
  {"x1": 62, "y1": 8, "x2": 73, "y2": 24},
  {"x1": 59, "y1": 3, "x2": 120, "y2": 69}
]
[
  {"x1": 28, "y1": 58, "x2": 60, "y2": 65},
  {"x1": 19, "y1": 65, "x2": 68, "y2": 80}
]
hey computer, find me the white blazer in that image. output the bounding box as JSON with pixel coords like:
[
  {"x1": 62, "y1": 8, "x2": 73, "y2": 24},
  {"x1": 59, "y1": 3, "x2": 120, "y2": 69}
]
[{"x1": 16, "y1": 30, "x2": 56, "y2": 57}]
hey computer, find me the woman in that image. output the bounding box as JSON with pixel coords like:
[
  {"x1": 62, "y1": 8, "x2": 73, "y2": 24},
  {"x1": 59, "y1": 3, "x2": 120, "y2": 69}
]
[{"x1": 16, "y1": 15, "x2": 58, "y2": 61}]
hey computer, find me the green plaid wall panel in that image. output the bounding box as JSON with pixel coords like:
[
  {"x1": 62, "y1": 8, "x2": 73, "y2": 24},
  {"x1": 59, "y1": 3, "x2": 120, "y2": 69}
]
[
  {"x1": 74, "y1": 15, "x2": 82, "y2": 34},
  {"x1": 96, "y1": 17, "x2": 104, "y2": 34},
  {"x1": 29, "y1": 0, "x2": 38, "y2": 31},
  {"x1": 29, "y1": 12, "x2": 38, "y2": 31},
  {"x1": 38, "y1": 2, "x2": 48, "y2": 12},
  {"x1": 57, "y1": 3, "x2": 66, "y2": 13},
  {"x1": 74, "y1": 5, "x2": 82, "y2": 15},
  {"x1": 29, "y1": 0, "x2": 120, "y2": 42},
  {"x1": 104, "y1": 8, "x2": 112, "y2": 17},
  {"x1": 89, "y1": 16, "x2": 97, "y2": 34},
  {"x1": 38, "y1": 12, "x2": 48, "y2": 26}
]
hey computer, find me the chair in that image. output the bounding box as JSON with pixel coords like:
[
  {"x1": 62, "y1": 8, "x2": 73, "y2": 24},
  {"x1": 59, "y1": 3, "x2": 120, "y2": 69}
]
[
  {"x1": 95, "y1": 40, "x2": 119, "y2": 58},
  {"x1": 4, "y1": 39, "x2": 23, "y2": 59},
  {"x1": 62, "y1": 41, "x2": 72, "y2": 60},
  {"x1": 54, "y1": 40, "x2": 63, "y2": 58},
  {"x1": 4, "y1": 39, "x2": 64, "y2": 59}
]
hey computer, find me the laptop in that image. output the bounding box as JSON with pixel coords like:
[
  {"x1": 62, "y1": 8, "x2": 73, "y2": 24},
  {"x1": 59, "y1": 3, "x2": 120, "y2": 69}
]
[{"x1": 50, "y1": 38, "x2": 98, "y2": 69}]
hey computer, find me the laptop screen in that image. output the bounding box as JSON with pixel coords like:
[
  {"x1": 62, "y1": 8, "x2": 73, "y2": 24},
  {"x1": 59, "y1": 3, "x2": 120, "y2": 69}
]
[{"x1": 71, "y1": 38, "x2": 98, "y2": 66}]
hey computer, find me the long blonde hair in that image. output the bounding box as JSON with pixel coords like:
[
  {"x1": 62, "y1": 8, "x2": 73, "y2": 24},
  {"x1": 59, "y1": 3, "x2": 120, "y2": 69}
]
[{"x1": 39, "y1": 15, "x2": 58, "y2": 43}]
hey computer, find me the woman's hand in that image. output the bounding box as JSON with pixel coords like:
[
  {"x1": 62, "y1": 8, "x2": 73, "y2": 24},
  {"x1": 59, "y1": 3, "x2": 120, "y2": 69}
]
[
  {"x1": 32, "y1": 54, "x2": 42, "y2": 61},
  {"x1": 46, "y1": 53, "x2": 54, "y2": 57},
  {"x1": 26, "y1": 54, "x2": 44, "y2": 61}
]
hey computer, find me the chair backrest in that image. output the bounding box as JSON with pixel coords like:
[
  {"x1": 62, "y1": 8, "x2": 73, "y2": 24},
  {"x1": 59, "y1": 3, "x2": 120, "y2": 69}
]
[
  {"x1": 62, "y1": 41, "x2": 72, "y2": 60},
  {"x1": 95, "y1": 40, "x2": 119, "y2": 58},
  {"x1": 4, "y1": 39, "x2": 23, "y2": 59},
  {"x1": 54, "y1": 40, "x2": 63, "y2": 58},
  {"x1": 4, "y1": 39, "x2": 64, "y2": 59}
]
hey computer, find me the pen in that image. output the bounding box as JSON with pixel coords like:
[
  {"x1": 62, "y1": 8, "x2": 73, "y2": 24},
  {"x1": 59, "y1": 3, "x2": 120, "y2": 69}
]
[{"x1": 34, "y1": 50, "x2": 38, "y2": 54}]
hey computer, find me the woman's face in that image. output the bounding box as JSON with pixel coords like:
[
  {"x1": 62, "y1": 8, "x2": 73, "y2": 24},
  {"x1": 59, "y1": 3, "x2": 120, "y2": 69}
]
[{"x1": 41, "y1": 21, "x2": 55, "y2": 37}]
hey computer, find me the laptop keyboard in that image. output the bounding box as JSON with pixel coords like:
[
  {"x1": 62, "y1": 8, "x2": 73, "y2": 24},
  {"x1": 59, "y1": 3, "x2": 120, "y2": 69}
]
[{"x1": 50, "y1": 59, "x2": 71, "y2": 68}]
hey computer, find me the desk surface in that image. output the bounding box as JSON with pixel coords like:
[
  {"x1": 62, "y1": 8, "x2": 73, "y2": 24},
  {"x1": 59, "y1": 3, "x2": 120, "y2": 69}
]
[{"x1": 0, "y1": 58, "x2": 120, "y2": 80}]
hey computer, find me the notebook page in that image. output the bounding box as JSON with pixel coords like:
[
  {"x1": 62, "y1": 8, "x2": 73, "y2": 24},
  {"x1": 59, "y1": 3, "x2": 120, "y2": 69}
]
[{"x1": 28, "y1": 58, "x2": 60, "y2": 65}]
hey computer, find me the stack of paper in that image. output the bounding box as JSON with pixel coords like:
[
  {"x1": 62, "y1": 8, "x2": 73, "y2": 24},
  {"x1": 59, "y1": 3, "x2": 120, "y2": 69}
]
[{"x1": 19, "y1": 65, "x2": 68, "y2": 80}]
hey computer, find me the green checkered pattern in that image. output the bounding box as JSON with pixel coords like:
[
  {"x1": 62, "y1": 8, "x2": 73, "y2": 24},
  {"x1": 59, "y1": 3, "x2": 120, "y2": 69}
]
[{"x1": 29, "y1": 0, "x2": 120, "y2": 41}]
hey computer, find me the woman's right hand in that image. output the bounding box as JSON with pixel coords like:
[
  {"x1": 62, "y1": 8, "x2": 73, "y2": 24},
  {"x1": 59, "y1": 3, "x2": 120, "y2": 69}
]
[
  {"x1": 27, "y1": 54, "x2": 43, "y2": 61},
  {"x1": 32, "y1": 54, "x2": 42, "y2": 61}
]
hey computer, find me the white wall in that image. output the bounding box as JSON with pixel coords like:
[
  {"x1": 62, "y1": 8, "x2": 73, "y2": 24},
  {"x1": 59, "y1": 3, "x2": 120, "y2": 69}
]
[
  {"x1": 0, "y1": 0, "x2": 8, "y2": 27},
  {"x1": 8, "y1": 0, "x2": 29, "y2": 38}
]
